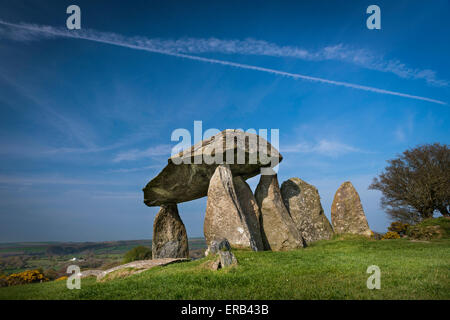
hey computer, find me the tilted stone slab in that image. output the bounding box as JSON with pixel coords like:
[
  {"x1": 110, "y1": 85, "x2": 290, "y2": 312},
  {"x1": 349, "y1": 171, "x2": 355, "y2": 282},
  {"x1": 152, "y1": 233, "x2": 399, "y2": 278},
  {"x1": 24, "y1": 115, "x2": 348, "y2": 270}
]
[
  {"x1": 331, "y1": 181, "x2": 372, "y2": 237},
  {"x1": 143, "y1": 129, "x2": 282, "y2": 206},
  {"x1": 79, "y1": 270, "x2": 103, "y2": 279},
  {"x1": 152, "y1": 204, "x2": 189, "y2": 259},
  {"x1": 255, "y1": 171, "x2": 305, "y2": 251},
  {"x1": 204, "y1": 165, "x2": 264, "y2": 251},
  {"x1": 96, "y1": 258, "x2": 187, "y2": 281},
  {"x1": 281, "y1": 177, "x2": 334, "y2": 244}
]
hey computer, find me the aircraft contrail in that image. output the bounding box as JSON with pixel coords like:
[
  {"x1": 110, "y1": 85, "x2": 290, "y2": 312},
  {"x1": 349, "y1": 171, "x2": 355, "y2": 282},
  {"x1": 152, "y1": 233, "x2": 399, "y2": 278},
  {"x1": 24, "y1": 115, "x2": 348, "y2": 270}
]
[{"x1": 0, "y1": 20, "x2": 446, "y2": 105}]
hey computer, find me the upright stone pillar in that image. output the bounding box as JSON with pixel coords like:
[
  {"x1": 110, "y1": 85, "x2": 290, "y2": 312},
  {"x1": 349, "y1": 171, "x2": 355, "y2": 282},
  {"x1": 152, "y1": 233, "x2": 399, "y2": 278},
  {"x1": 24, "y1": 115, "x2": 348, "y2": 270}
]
[
  {"x1": 152, "y1": 204, "x2": 189, "y2": 259},
  {"x1": 331, "y1": 181, "x2": 372, "y2": 237},
  {"x1": 255, "y1": 172, "x2": 305, "y2": 251},
  {"x1": 204, "y1": 164, "x2": 264, "y2": 251},
  {"x1": 233, "y1": 176, "x2": 264, "y2": 250},
  {"x1": 281, "y1": 177, "x2": 334, "y2": 244}
]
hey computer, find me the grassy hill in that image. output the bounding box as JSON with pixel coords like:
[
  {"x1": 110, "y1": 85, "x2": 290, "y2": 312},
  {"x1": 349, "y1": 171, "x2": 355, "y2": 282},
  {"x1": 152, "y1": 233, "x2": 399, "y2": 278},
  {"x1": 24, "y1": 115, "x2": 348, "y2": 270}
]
[{"x1": 1, "y1": 236, "x2": 448, "y2": 300}]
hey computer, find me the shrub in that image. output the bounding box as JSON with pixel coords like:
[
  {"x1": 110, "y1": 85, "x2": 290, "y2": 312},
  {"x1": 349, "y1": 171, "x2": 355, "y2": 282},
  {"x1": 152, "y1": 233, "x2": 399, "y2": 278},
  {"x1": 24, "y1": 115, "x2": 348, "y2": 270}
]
[
  {"x1": 388, "y1": 222, "x2": 409, "y2": 236},
  {"x1": 413, "y1": 217, "x2": 450, "y2": 238},
  {"x1": 381, "y1": 231, "x2": 401, "y2": 240},
  {"x1": 405, "y1": 217, "x2": 449, "y2": 240},
  {"x1": 6, "y1": 269, "x2": 48, "y2": 286},
  {"x1": 406, "y1": 225, "x2": 444, "y2": 240},
  {"x1": 123, "y1": 246, "x2": 152, "y2": 263}
]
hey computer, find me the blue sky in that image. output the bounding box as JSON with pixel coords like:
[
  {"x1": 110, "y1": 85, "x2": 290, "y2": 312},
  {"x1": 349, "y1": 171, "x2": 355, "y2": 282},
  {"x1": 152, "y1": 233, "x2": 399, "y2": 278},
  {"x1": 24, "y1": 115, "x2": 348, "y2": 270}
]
[{"x1": 0, "y1": 0, "x2": 448, "y2": 242}]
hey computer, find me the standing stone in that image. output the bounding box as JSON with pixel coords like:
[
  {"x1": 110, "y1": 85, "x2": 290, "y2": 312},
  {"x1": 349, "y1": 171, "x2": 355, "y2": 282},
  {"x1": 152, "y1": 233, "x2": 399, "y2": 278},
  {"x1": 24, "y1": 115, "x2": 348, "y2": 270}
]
[
  {"x1": 331, "y1": 181, "x2": 372, "y2": 237},
  {"x1": 152, "y1": 204, "x2": 189, "y2": 259},
  {"x1": 281, "y1": 178, "x2": 334, "y2": 244},
  {"x1": 255, "y1": 171, "x2": 305, "y2": 251},
  {"x1": 233, "y1": 176, "x2": 264, "y2": 250},
  {"x1": 204, "y1": 165, "x2": 264, "y2": 251}
]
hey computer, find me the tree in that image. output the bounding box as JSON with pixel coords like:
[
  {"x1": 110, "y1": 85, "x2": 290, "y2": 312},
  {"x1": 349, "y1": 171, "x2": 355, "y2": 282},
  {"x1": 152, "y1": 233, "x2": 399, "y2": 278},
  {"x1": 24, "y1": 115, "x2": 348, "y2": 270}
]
[{"x1": 369, "y1": 143, "x2": 449, "y2": 224}]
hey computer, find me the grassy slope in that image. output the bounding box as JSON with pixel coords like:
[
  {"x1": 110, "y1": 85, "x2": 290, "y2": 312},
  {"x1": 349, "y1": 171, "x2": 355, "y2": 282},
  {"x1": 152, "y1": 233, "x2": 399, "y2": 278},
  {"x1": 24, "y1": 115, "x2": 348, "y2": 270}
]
[
  {"x1": 1, "y1": 237, "x2": 449, "y2": 300},
  {"x1": 413, "y1": 217, "x2": 450, "y2": 237}
]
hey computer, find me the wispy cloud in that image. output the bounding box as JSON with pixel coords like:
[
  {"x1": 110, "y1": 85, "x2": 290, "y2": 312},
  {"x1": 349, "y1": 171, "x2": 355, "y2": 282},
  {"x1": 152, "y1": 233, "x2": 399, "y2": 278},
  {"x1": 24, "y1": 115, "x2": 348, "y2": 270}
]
[
  {"x1": 0, "y1": 20, "x2": 446, "y2": 105},
  {"x1": 122, "y1": 39, "x2": 448, "y2": 87},
  {"x1": 113, "y1": 144, "x2": 172, "y2": 162},
  {"x1": 3, "y1": 23, "x2": 445, "y2": 87},
  {"x1": 314, "y1": 44, "x2": 448, "y2": 87},
  {"x1": 281, "y1": 139, "x2": 366, "y2": 157}
]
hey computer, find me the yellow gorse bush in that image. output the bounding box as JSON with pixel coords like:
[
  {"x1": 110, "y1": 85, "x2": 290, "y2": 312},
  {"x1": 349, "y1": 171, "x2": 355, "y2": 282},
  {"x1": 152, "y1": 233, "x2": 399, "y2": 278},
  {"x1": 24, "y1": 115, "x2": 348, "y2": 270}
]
[
  {"x1": 388, "y1": 222, "x2": 409, "y2": 235},
  {"x1": 6, "y1": 269, "x2": 49, "y2": 286},
  {"x1": 381, "y1": 231, "x2": 401, "y2": 240}
]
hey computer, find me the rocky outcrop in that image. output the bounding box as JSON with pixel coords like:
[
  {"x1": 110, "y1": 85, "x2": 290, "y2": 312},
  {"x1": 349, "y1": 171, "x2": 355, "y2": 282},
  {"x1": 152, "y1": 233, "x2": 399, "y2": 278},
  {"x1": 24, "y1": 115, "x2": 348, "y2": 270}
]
[
  {"x1": 331, "y1": 181, "x2": 372, "y2": 237},
  {"x1": 143, "y1": 129, "x2": 282, "y2": 206},
  {"x1": 152, "y1": 204, "x2": 189, "y2": 259},
  {"x1": 255, "y1": 171, "x2": 305, "y2": 251},
  {"x1": 205, "y1": 238, "x2": 232, "y2": 256},
  {"x1": 281, "y1": 178, "x2": 334, "y2": 243},
  {"x1": 204, "y1": 165, "x2": 264, "y2": 250},
  {"x1": 218, "y1": 250, "x2": 238, "y2": 268}
]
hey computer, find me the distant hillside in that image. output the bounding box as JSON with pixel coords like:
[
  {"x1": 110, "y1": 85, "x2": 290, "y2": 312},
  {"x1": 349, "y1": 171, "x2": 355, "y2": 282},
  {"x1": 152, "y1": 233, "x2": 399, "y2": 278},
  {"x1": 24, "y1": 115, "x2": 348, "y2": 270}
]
[
  {"x1": 0, "y1": 238, "x2": 206, "y2": 257},
  {"x1": 0, "y1": 238, "x2": 207, "y2": 275}
]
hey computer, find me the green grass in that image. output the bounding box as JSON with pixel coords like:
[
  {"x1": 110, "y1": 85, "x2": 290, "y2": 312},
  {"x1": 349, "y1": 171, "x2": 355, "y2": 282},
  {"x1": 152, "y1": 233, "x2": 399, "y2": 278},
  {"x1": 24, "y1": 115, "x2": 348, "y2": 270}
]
[{"x1": 1, "y1": 237, "x2": 448, "y2": 300}]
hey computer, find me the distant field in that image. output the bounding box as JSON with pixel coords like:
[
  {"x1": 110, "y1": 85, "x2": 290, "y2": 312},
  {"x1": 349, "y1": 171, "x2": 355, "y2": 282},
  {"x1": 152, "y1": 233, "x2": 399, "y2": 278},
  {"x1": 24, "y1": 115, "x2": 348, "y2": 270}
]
[
  {"x1": 1, "y1": 237, "x2": 449, "y2": 300},
  {"x1": 0, "y1": 238, "x2": 207, "y2": 275}
]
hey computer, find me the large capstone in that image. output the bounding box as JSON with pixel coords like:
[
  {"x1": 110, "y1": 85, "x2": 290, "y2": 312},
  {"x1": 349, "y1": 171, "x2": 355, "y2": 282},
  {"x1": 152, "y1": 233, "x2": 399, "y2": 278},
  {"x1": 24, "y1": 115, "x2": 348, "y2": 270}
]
[
  {"x1": 204, "y1": 164, "x2": 264, "y2": 250},
  {"x1": 143, "y1": 129, "x2": 282, "y2": 206},
  {"x1": 331, "y1": 181, "x2": 372, "y2": 237},
  {"x1": 281, "y1": 178, "x2": 334, "y2": 244},
  {"x1": 255, "y1": 171, "x2": 305, "y2": 251},
  {"x1": 152, "y1": 204, "x2": 189, "y2": 259}
]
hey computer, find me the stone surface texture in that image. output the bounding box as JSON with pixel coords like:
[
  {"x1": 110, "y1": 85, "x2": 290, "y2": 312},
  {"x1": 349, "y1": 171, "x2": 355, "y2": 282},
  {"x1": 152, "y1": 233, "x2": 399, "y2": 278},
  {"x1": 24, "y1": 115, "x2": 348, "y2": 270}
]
[
  {"x1": 281, "y1": 177, "x2": 334, "y2": 243},
  {"x1": 143, "y1": 129, "x2": 282, "y2": 206},
  {"x1": 232, "y1": 176, "x2": 264, "y2": 249},
  {"x1": 97, "y1": 258, "x2": 187, "y2": 281},
  {"x1": 204, "y1": 165, "x2": 263, "y2": 250},
  {"x1": 152, "y1": 204, "x2": 189, "y2": 259},
  {"x1": 331, "y1": 181, "x2": 372, "y2": 237},
  {"x1": 79, "y1": 270, "x2": 103, "y2": 279},
  {"x1": 255, "y1": 172, "x2": 305, "y2": 251},
  {"x1": 205, "y1": 238, "x2": 232, "y2": 256}
]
